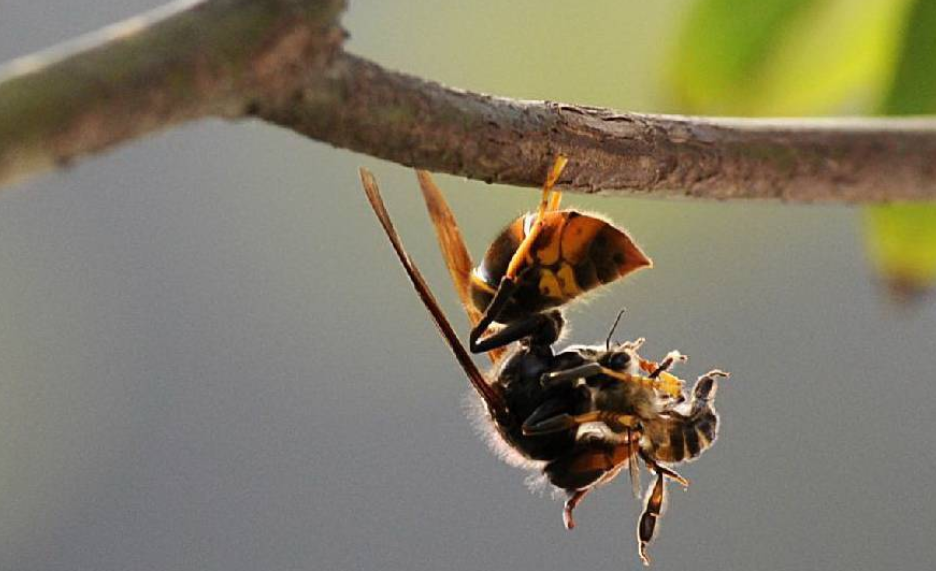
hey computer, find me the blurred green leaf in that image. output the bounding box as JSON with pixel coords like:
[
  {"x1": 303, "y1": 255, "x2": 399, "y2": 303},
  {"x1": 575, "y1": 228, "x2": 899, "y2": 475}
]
[
  {"x1": 669, "y1": 0, "x2": 813, "y2": 113},
  {"x1": 882, "y1": 0, "x2": 936, "y2": 114},
  {"x1": 865, "y1": 204, "x2": 936, "y2": 300},
  {"x1": 869, "y1": 0, "x2": 936, "y2": 299},
  {"x1": 671, "y1": 0, "x2": 936, "y2": 299},
  {"x1": 670, "y1": 0, "x2": 910, "y2": 115}
]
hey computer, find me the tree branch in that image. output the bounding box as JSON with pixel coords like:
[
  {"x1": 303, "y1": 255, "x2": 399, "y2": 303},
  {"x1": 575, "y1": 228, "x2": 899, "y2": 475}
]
[
  {"x1": 261, "y1": 53, "x2": 936, "y2": 202},
  {"x1": 0, "y1": 0, "x2": 347, "y2": 186},
  {"x1": 2, "y1": 0, "x2": 936, "y2": 202}
]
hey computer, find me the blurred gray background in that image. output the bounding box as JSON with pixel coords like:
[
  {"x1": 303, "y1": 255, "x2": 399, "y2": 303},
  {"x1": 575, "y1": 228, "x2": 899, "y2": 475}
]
[{"x1": 1, "y1": 1, "x2": 935, "y2": 570}]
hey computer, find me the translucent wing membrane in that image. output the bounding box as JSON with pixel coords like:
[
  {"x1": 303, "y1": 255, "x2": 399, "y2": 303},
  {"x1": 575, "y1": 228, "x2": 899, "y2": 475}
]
[
  {"x1": 359, "y1": 168, "x2": 506, "y2": 416},
  {"x1": 415, "y1": 170, "x2": 508, "y2": 364}
]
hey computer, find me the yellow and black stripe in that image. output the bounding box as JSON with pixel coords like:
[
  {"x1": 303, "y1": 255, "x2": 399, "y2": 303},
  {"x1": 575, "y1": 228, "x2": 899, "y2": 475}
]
[
  {"x1": 469, "y1": 210, "x2": 652, "y2": 324},
  {"x1": 645, "y1": 409, "x2": 718, "y2": 464}
]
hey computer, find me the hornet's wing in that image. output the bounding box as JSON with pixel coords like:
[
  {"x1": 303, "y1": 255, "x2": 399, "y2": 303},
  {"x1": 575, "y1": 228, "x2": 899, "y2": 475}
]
[
  {"x1": 415, "y1": 170, "x2": 507, "y2": 364},
  {"x1": 359, "y1": 168, "x2": 506, "y2": 417}
]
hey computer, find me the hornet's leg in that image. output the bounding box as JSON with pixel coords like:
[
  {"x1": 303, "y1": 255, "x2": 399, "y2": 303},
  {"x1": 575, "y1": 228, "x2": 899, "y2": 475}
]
[
  {"x1": 521, "y1": 398, "x2": 570, "y2": 433},
  {"x1": 470, "y1": 308, "x2": 562, "y2": 354},
  {"x1": 546, "y1": 176, "x2": 564, "y2": 212},
  {"x1": 550, "y1": 442, "x2": 639, "y2": 531},
  {"x1": 469, "y1": 156, "x2": 568, "y2": 351},
  {"x1": 467, "y1": 273, "x2": 519, "y2": 353},
  {"x1": 503, "y1": 155, "x2": 568, "y2": 281},
  {"x1": 563, "y1": 487, "x2": 592, "y2": 530},
  {"x1": 523, "y1": 410, "x2": 602, "y2": 435},
  {"x1": 523, "y1": 411, "x2": 638, "y2": 436},
  {"x1": 540, "y1": 362, "x2": 605, "y2": 389}
]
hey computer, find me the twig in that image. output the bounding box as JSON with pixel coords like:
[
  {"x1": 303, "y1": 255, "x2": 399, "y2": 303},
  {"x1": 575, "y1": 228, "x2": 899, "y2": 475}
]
[
  {"x1": 261, "y1": 53, "x2": 936, "y2": 202},
  {"x1": 2, "y1": 0, "x2": 936, "y2": 202}
]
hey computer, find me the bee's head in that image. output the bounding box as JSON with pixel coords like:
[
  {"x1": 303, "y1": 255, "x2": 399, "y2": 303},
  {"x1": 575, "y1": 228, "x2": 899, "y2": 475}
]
[
  {"x1": 598, "y1": 350, "x2": 631, "y2": 371},
  {"x1": 598, "y1": 337, "x2": 644, "y2": 375},
  {"x1": 601, "y1": 308, "x2": 644, "y2": 361}
]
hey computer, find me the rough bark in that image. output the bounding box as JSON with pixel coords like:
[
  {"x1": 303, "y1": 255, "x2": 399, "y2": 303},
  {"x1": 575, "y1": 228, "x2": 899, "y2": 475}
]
[
  {"x1": 261, "y1": 53, "x2": 936, "y2": 202},
  {"x1": 0, "y1": 0, "x2": 347, "y2": 186},
  {"x1": 2, "y1": 0, "x2": 936, "y2": 202}
]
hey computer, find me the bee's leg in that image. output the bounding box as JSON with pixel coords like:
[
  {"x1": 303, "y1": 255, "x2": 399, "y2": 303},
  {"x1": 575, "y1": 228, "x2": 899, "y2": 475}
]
[
  {"x1": 563, "y1": 487, "x2": 592, "y2": 530},
  {"x1": 639, "y1": 451, "x2": 689, "y2": 487},
  {"x1": 637, "y1": 469, "x2": 666, "y2": 566},
  {"x1": 648, "y1": 351, "x2": 688, "y2": 379},
  {"x1": 596, "y1": 366, "x2": 685, "y2": 400},
  {"x1": 470, "y1": 308, "x2": 562, "y2": 354},
  {"x1": 636, "y1": 452, "x2": 691, "y2": 565},
  {"x1": 690, "y1": 369, "x2": 727, "y2": 409},
  {"x1": 632, "y1": 352, "x2": 688, "y2": 400},
  {"x1": 661, "y1": 369, "x2": 726, "y2": 422},
  {"x1": 652, "y1": 463, "x2": 689, "y2": 488},
  {"x1": 658, "y1": 408, "x2": 689, "y2": 420}
]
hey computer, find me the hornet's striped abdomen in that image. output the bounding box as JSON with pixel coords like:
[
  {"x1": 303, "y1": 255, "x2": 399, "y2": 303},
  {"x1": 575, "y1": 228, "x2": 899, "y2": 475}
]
[{"x1": 469, "y1": 211, "x2": 652, "y2": 324}]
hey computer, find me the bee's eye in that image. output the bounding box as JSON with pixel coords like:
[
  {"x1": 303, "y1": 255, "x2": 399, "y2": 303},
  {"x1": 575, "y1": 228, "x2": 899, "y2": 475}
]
[{"x1": 608, "y1": 352, "x2": 630, "y2": 370}]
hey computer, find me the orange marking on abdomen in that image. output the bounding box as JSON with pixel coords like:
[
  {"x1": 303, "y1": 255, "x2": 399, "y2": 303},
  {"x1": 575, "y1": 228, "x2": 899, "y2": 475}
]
[{"x1": 560, "y1": 214, "x2": 605, "y2": 264}]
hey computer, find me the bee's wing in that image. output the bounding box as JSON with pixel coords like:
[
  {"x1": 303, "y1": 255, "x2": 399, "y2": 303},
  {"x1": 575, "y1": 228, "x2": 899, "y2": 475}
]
[
  {"x1": 360, "y1": 168, "x2": 506, "y2": 416},
  {"x1": 628, "y1": 435, "x2": 642, "y2": 499},
  {"x1": 415, "y1": 170, "x2": 506, "y2": 364}
]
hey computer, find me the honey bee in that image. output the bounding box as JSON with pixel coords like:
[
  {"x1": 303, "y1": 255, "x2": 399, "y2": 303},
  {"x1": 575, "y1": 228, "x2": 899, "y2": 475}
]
[{"x1": 358, "y1": 160, "x2": 727, "y2": 565}]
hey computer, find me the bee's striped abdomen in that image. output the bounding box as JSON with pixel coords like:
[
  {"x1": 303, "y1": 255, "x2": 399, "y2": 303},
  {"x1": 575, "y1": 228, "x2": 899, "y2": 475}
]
[{"x1": 645, "y1": 407, "x2": 718, "y2": 464}]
